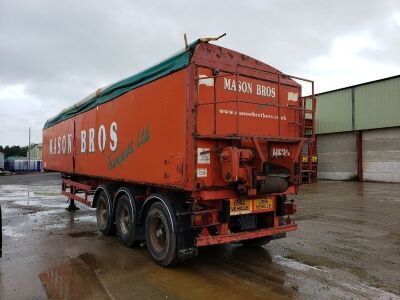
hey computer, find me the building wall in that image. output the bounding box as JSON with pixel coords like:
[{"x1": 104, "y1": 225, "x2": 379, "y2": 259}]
[
  {"x1": 355, "y1": 77, "x2": 400, "y2": 130},
  {"x1": 316, "y1": 76, "x2": 400, "y2": 134},
  {"x1": 0, "y1": 152, "x2": 4, "y2": 170},
  {"x1": 315, "y1": 75, "x2": 400, "y2": 183},
  {"x1": 28, "y1": 144, "x2": 42, "y2": 160},
  {"x1": 316, "y1": 89, "x2": 353, "y2": 134}
]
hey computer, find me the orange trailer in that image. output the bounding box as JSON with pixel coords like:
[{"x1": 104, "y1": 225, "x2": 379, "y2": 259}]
[{"x1": 43, "y1": 38, "x2": 315, "y2": 266}]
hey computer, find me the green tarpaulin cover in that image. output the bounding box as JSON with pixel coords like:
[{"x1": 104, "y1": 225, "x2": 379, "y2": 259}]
[{"x1": 44, "y1": 39, "x2": 201, "y2": 129}]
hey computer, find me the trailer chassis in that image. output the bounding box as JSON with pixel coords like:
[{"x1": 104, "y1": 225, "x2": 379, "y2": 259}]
[{"x1": 61, "y1": 177, "x2": 297, "y2": 249}]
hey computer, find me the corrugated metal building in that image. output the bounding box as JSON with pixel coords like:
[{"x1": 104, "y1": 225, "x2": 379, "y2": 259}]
[
  {"x1": 316, "y1": 75, "x2": 400, "y2": 183},
  {"x1": 27, "y1": 143, "x2": 42, "y2": 160},
  {"x1": 0, "y1": 152, "x2": 4, "y2": 170}
]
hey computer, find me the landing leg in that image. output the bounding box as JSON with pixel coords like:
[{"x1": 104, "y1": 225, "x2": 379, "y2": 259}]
[
  {"x1": 65, "y1": 185, "x2": 80, "y2": 211},
  {"x1": 66, "y1": 198, "x2": 79, "y2": 211}
]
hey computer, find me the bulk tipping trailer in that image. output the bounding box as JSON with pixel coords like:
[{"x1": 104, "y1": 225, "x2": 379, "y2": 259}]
[{"x1": 43, "y1": 38, "x2": 315, "y2": 266}]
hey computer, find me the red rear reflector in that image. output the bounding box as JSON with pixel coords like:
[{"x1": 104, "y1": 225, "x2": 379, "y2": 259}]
[{"x1": 284, "y1": 201, "x2": 297, "y2": 215}]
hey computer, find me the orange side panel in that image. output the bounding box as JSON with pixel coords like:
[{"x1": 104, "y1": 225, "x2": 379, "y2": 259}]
[
  {"x1": 43, "y1": 69, "x2": 188, "y2": 189},
  {"x1": 42, "y1": 118, "x2": 74, "y2": 173}
]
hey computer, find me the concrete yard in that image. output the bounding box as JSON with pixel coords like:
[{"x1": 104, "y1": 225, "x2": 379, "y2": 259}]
[{"x1": 0, "y1": 173, "x2": 399, "y2": 299}]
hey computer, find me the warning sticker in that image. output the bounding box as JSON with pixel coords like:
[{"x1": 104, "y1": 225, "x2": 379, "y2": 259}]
[
  {"x1": 197, "y1": 148, "x2": 210, "y2": 164},
  {"x1": 288, "y1": 92, "x2": 298, "y2": 101},
  {"x1": 197, "y1": 168, "x2": 207, "y2": 178}
]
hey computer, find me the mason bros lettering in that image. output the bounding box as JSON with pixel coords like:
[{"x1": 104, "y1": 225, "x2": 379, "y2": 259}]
[
  {"x1": 49, "y1": 122, "x2": 118, "y2": 155},
  {"x1": 49, "y1": 133, "x2": 73, "y2": 155},
  {"x1": 81, "y1": 122, "x2": 118, "y2": 153},
  {"x1": 223, "y1": 78, "x2": 276, "y2": 98}
]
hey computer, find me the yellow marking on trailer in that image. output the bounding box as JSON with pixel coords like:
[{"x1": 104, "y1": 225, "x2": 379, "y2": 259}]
[
  {"x1": 230, "y1": 199, "x2": 252, "y2": 215},
  {"x1": 253, "y1": 198, "x2": 273, "y2": 211}
]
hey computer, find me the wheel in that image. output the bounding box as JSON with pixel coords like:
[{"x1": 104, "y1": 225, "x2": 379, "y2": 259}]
[
  {"x1": 115, "y1": 194, "x2": 140, "y2": 247},
  {"x1": 241, "y1": 236, "x2": 272, "y2": 247},
  {"x1": 0, "y1": 205, "x2": 2, "y2": 257},
  {"x1": 96, "y1": 191, "x2": 115, "y2": 235},
  {"x1": 145, "y1": 202, "x2": 178, "y2": 267}
]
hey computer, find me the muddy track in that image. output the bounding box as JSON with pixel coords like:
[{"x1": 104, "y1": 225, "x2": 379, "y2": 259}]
[{"x1": 1, "y1": 173, "x2": 399, "y2": 299}]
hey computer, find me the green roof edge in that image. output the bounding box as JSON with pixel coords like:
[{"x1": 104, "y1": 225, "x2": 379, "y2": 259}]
[{"x1": 44, "y1": 39, "x2": 201, "y2": 129}]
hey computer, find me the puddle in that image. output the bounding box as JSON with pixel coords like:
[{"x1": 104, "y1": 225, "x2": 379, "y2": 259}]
[
  {"x1": 272, "y1": 255, "x2": 322, "y2": 271},
  {"x1": 68, "y1": 231, "x2": 99, "y2": 238},
  {"x1": 341, "y1": 283, "x2": 400, "y2": 300},
  {"x1": 41, "y1": 223, "x2": 66, "y2": 230},
  {"x1": 73, "y1": 215, "x2": 96, "y2": 222},
  {"x1": 272, "y1": 254, "x2": 400, "y2": 299},
  {"x1": 0, "y1": 184, "x2": 63, "y2": 203},
  {"x1": 0, "y1": 207, "x2": 22, "y2": 217},
  {"x1": 2, "y1": 174, "x2": 400, "y2": 299},
  {"x1": 33, "y1": 191, "x2": 62, "y2": 197},
  {"x1": 39, "y1": 252, "x2": 110, "y2": 300},
  {"x1": 14, "y1": 200, "x2": 66, "y2": 208},
  {"x1": 28, "y1": 209, "x2": 64, "y2": 220},
  {"x1": 0, "y1": 184, "x2": 29, "y2": 193},
  {"x1": 2, "y1": 226, "x2": 25, "y2": 237}
]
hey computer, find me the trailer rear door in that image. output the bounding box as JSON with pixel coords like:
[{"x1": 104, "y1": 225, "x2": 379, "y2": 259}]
[{"x1": 195, "y1": 66, "x2": 302, "y2": 139}]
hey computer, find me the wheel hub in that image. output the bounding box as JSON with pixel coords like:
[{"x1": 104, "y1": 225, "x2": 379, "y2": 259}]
[
  {"x1": 156, "y1": 226, "x2": 165, "y2": 239},
  {"x1": 97, "y1": 201, "x2": 107, "y2": 226},
  {"x1": 119, "y1": 207, "x2": 130, "y2": 236},
  {"x1": 149, "y1": 214, "x2": 167, "y2": 252}
]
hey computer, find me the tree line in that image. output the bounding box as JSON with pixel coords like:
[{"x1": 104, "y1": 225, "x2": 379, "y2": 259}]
[{"x1": 0, "y1": 146, "x2": 28, "y2": 158}]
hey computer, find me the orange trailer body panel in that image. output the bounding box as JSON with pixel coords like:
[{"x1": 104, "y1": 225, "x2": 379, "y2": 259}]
[
  {"x1": 43, "y1": 69, "x2": 189, "y2": 189},
  {"x1": 43, "y1": 41, "x2": 310, "y2": 200},
  {"x1": 43, "y1": 118, "x2": 75, "y2": 173}
]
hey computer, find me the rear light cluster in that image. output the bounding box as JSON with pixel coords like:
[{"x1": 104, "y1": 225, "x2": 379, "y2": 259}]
[{"x1": 284, "y1": 201, "x2": 297, "y2": 215}]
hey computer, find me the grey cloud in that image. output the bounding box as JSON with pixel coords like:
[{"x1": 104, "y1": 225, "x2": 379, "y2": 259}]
[{"x1": 0, "y1": 0, "x2": 399, "y2": 145}]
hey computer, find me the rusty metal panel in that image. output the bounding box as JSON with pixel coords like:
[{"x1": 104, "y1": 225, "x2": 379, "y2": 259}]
[
  {"x1": 355, "y1": 76, "x2": 400, "y2": 130},
  {"x1": 164, "y1": 154, "x2": 185, "y2": 185},
  {"x1": 316, "y1": 89, "x2": 353, "y2": 134}
]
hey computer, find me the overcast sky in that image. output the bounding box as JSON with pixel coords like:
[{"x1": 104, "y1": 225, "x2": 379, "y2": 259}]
[{"x1": 0, "y1": 0, "x2": 399, "y2": 145}]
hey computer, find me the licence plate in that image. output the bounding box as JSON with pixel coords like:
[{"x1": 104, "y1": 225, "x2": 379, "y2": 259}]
[
  {"x1": 230, "y1": 199, "x2": 252, "y2": 215},
  {"x1": 253, "y1": 198, "x2": 273, "y2": 211}
]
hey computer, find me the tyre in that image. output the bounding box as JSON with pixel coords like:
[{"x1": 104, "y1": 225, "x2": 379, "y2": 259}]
[
  {"x1": 241, "y1": 236, "x2": 272, "y2": 247},
  {"x1": 145, "y1": 202, "x2": 178, "y2": 267},
  {"x1": 115, "y1": 194, "x2": 140, "y2": 247},
  {"x1": 0, "y1": 205, "x2": 2, "y2": 257},
  {"x1": 96, "y1": 191, "x2": 115, "y2": 235}
]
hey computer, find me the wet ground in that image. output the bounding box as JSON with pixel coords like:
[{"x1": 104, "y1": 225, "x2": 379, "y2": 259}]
[{"x1": 0, "y1": 173, "x2": 399, "y2": 300}]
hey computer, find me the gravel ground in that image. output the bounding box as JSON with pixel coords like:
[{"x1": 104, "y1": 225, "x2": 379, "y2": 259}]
[{"x1": 0, "y1": 173, "x2": 399, "y2": 299}]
